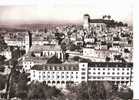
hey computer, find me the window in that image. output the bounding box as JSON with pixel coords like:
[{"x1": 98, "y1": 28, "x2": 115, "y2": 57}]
[
  {"x1": 98, "y1": 72, "x2": 100, "y2": 74},
  {"x1": 82, "y1": 77, "x2": 85, "y2": 79},
  {"x1": 57, "y1": 76, "x2": 59, "y2": 78},
  {"x1": 127, "y1": 68, "x2": 129, "y2": 70},
  {"x1": 82, "y1": 68, "x2": 85, "y2": 70},
  {"x1": 76, "y1": 76, "x2": 78, "y2": 78},
  {"x1": 122, "y1": 72, "x2": 124, "y2": 75},
  {"x1": 117, "y1": 77, "x2": 120, "y2": 79},
  {"x1": 39, "y1": 76, "x2": 41, "y2": 80},
  {"x1": 88, "y1": 76, "x2": 91, "y2": 79},
  {"x1": 107, "y1": 72, "x2": 110, "y2": 75},
  {"x1": 112, "y1": 77, "x2": 115, "y2": 79},
  {"x1": 103, "y1": 72, "x2": 105, "y2": 75},
  {"x1": 121, "y1": 77, "x2": 124, "y2": 79},
  {"x1": 81, "y1": 72, "x2": 86, "y2": 75},
  {"x1": 62, "y1": 76, "x2": 64, "y2": 78},
  {"x1": 61, "y1": 81, "x2": 65, "y2": 84},
  {"x1": 97, "y1": 77, "x2": 100, "y2": 79},
  {"x1": 93, "y1": 72, "x2": 96, "y2": 74},
  {"x1": 93, "y1": 77, "x2": 96, "y2": 79},
  {"x1": 103, "y1": 68, "x2": 105, "y2": 70},
  {"x1": 122, "y1": 68, "x2": 125, "y2": 71},
  {"x1": 112, "y1": 68, "x2": 115, "y2": 71},
  {"x1": 98, "y1": 68, "x2": 100, "y2": 70},
  {"x1": 88, "y1": 68, "x2": 91, "y2": 70},
  {"x1": 57, "y1": 81, "x2": 60, "y2": 84},
  {"x1": 112, "y1": 72, "x2": 115, "y2": 75},
  {"x1": 88, "y1": 72, "x2": 91, "y2": 74},
  {"x1": 117, "y1": 72, "x2": 119, "y2": 75}
]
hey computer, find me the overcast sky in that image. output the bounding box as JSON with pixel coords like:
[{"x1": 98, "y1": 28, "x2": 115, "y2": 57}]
[{"x1": 0, "y1": 0, "x2": 133, "y2": 25}]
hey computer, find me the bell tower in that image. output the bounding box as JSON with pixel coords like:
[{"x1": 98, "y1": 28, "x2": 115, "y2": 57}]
[
  {"x1": 25, "y1": 31, "x2": 32, "y2": 53},
  {"x1": 83, "y1": 14, "x2": 90, "y2": 31}
]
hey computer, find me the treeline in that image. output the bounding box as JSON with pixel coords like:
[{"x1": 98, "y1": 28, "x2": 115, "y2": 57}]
[{"x1": 106, "y1": 20, "x2": 128, "y2": 28}]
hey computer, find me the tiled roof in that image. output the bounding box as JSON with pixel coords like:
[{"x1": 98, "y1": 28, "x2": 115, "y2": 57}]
[
  {"x1": 30, "y1": 44, "x2": 62, "y2": 52},
  {"x1": 88, "y1": 62, "x2": 133, "y2": 68},
  {"x1": 31, "y1": 63, "x2": 79, "y2": 71}
]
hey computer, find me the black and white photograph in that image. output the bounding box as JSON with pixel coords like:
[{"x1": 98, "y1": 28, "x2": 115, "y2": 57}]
[{"x1": 0, "y1": 0, "x2": 135, "y2": 100}]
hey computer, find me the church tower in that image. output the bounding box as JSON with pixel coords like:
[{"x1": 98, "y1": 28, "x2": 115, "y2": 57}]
[
  {"x1": 25, "y1": 31, "x2": 32, "y2": 53},
  {"x1": 83, "y1": 14, "x2": 90, "y2": 31}
]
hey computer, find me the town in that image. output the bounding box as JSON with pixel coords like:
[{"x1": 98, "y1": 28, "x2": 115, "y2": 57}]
[{"x1": 0, "y1": 14, "x2": 133, "y2": 100}]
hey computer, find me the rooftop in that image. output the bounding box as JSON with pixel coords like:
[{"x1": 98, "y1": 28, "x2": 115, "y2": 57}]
[
  {"x1": 88, "y1": 62, "x2": 133, "y2": 68},
  {"x1": 31, "y1": 63, "x2": 79, "y2": 71},
  {"x1": 89, "y1": 19, "x2": 111, "y2": 24},
  {"x1": 30, "y1": 44, "x2": 62, "y2": 52}
]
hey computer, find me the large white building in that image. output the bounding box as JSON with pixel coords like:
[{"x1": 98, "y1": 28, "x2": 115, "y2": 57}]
[
  {"x1": 22, "y1": 44, "x2": 63, "y2": 72},
  {"x1": 0, "y1": 48, "x2": 12, "y2": 60},
  {"x1": 83, "y1": 47, "x2": 121, "y2": 62},
  {"x1": 83, "y1": 14, "x2": 108, "y2": 32},
  {"x1": 30, "y1": 62, "x2": 133, "y2": 88}
]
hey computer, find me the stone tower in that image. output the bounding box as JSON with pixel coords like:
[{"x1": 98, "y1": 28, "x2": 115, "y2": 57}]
[
  {"x1": 25, "y1": 31, "x2": 32, "y2": 53},
  {"x1": 83, "y1": 14, "x2": 90, "y2": 31}
]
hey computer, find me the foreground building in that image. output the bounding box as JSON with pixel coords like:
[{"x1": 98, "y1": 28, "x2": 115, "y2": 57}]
[{"x1": 30, "y1": 62, "x2": 133, "y2": 88}]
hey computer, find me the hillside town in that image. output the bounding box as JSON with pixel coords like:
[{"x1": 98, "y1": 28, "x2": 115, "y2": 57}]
[{"x1": 0, "y1": 14, "x2": 133, "y2": 100}]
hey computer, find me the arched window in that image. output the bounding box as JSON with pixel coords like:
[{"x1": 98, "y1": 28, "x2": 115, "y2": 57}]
[
  {"x1": 57, "y1": 81, "x2": 60, "y2": 84},
  {"x1": 52, "y1": 81, "x2": 55, "y2": 84},
  {"x1": 61, "y1": 81, "x2": 65, "y2": 84}
]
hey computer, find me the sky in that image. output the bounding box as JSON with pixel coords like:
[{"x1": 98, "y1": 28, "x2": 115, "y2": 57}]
[{"x1": 0, "y1": 0, "x2": 133, "y2": 25}]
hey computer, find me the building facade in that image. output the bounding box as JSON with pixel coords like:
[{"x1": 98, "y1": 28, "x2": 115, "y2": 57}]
[{"x1": 30, "y1": 62, "x2": 133, "y2": 88}]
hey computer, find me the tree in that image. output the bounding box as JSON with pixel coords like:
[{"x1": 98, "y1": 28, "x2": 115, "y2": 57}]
[
  {"x1": 69, "y1": 43, "x2": 76, "y2": 51},
  {"x1": 106, "y1": 56, "x2": 111, "y2": 62},
  {"x1": 0, "y1": 55, "x2": 6, "y2": 65},
  {"x1": 28, "y1": 82, "x2": 62, "y2": 99},
  {"x1": 15, "y1": 72, "x2": 28, "y2": 99},
  {"x1": 0, "y1": 35, "x2": 7, "y2": 52},
  {"x1": 72, "y1": 56, "x2": 80, "y2": 62},
  {"x1": 116, "y1": 88, "x2": 133, "y2": 100},
  {"x1": 61, "y1": 42, "x2": 67, "y2": 51},
  {"x1": 65, "y1": 53, "x2": 69, "y2": 61},
  {"x1": 55, "y1": 32, "x2": 65, "y2": 44},
  {"x1": 47, "y1": 55, "x2": 62, "y2": 64},
  {"x1": 67, "y1": 81, "x2": 108, "y2": 100},
  {"x1": 0, "y1": 75, "x2": 7, "y2": 90}
]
